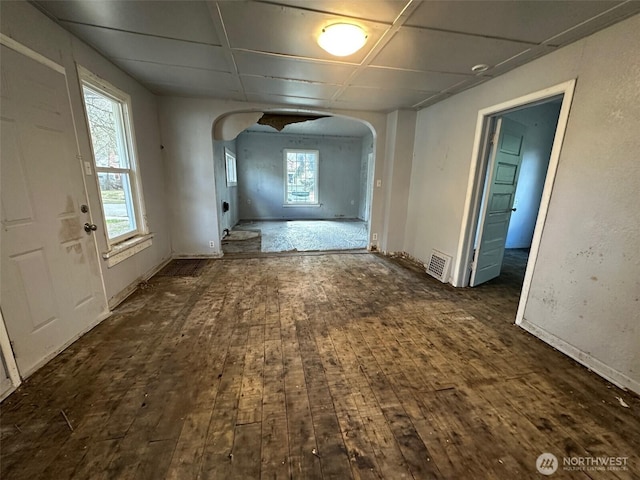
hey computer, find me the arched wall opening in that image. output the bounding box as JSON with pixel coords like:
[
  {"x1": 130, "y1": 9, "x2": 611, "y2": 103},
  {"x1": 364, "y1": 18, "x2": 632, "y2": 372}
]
[{"x1": 211, "y1": 109, "x2": 379, "y2": 254}]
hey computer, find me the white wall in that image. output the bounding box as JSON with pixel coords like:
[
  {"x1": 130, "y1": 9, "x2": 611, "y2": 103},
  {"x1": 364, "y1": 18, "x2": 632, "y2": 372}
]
[
  {"x1": 1, "y1": 1, "x2": 171, "y2": 307},
  {"x1": 407, "y1": 14, "x2": 640, "y2": 393},
  {"x1": 236, "y1": 131, "x2": 364, "y2": 220},
  {"x1": 381, "y1": 110, "x2": 417, "y2": 253},
  {"x1": 158, "y1": 98, "x2": 389, "y2": 256},
  {"x1": 504, "y1": 103, "x2": 560, "y2": 249},
  {"x1": 358, "y1": 133, "x2": 374, "y2": 220}
]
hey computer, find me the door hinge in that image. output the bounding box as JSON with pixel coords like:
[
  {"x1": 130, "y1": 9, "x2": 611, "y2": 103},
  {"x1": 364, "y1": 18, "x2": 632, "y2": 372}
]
[
  {"x1": 9, "y1": 340, "x2": 16, "y2": 356},
  {"x1": 490, "y1": 131, "x2": 497, "y2": 145}
]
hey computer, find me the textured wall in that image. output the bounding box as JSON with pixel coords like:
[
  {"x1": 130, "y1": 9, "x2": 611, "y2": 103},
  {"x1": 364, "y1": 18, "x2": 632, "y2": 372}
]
[
  {"x1": 236, "y1": 131, "x2": 364, "y2": 220},
  {"x1": 381, "y1": 110, "x2": 417, "y2": 253},
  {"x1": 407, "y1": 14, "x2": 640, "y2": 392},
  {"x1": 521, "y1": 17, "x2": 640, "y2": 393}
]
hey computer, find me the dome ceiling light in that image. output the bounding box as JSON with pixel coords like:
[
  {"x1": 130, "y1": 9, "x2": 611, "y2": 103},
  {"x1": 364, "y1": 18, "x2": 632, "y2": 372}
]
[{"x1": 318, "y1": 23, "x2": 367, "y2": 57}]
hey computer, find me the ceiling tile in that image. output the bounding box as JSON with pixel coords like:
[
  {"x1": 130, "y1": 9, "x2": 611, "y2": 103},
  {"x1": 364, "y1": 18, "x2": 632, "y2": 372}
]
[
  {"x1": 64, "y1": 23, "x2": 229, "y2": 71},
  {"x1": 114, "y1": 59, "x2": 238, "y2": 92},
  {"x1": 412, "y1": 92, "x2": 453, "y2": 109},
  {"x1": 540, "y1": 2, "x2": 640, "y2": 47},
  {"x1": 36, "y1": 0, "x2": 219, "y2": 44},
  {"x1": 219, "y1": 2, "x2": 388, "y2": 63},
  {"x1": 234, "y1": 51, "x2": 356, "y2": 84},
  {"x1": 481, "y1": 45, "x2": 556, "y2": 78},
  {"x1": 406, "y1": 1, "x2": 623, "y2": 44},
  {"x1": 336, "y1": 87, "x2": 433, "y2": 110},
  {"x1": 332, "y1": 98, "x2": 405, "y2": 112},
  {"x1": 241, "y1": 75, "x2": 340, "y2": 100},
  {"x1": 148, "y1": 82, "x2": 245, "y2": 100},
  {"x1": 371, "y1": 27, "x2": 531, "y2": 74},
  {"x1": 245, "y1": 93, "x2": 331, "y2": 109},
  {"x1": 260, "y1": 0, "x2": 408, "y2": 23},
  {"x1": 352, "y1": 66, "x2": 470, "y2": 92}
]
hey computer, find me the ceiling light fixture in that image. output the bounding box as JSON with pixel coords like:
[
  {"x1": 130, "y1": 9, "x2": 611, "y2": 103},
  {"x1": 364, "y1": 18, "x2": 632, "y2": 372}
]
[{"x1": 318, "y1": 23, "x2": 367, "y2": 57}]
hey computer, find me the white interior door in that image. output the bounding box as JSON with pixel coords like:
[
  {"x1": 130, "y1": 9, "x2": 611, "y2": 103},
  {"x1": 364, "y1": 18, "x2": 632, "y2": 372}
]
[
  {"x1": 470, "y1": 117, "x2": 526, "y2": 286},
  {"x1": 0, "y1": 44, "x2": 108, "y2": 377}
]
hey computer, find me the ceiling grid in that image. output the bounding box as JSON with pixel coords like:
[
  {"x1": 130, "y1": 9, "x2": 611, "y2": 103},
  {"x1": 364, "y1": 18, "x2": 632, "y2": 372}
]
[{"x1": 32, "y1": 0, "x2": 640, "y2": 112}]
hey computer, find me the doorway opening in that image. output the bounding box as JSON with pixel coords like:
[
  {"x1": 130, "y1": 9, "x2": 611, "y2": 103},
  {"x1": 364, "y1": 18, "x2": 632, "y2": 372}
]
[
  {"x1": 213, "y1": 113, "x2": 376, "y2": 255},
  {"x1": 455, "y1": 80, "x2": 576, "y2": 325}
]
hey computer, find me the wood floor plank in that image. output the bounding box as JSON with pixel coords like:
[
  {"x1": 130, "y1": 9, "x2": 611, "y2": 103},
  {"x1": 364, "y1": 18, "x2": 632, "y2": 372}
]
[
  {"x1": 165, "y1": 410, "x2": 213, "y2": 480},
  {"x1": 229, "y1": 422, "x2": 262, "y2": 479}
]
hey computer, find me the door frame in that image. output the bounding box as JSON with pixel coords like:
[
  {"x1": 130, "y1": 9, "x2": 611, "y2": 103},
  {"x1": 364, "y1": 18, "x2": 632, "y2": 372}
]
[
  {"x1": 0, "y1": 308, "x2": 21, "y2": 399},
  {"x1": 454, "y1": 80, "x2": 576, "y2": 325}
]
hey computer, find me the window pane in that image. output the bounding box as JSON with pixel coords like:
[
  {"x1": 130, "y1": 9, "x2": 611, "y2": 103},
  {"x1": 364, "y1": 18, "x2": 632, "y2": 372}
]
[
  {"x1": 286, "y1": 151, "x2": 317, "y2": 204},
  {"x1": 82, "y1": 86, "x2": 130, "y2": 169},
  {"x1": 225, "y1": 151, "x2": 237, "y2": 186},
  {"x1": 97, "y1": 172, "x2": 136, "y2": 239}
]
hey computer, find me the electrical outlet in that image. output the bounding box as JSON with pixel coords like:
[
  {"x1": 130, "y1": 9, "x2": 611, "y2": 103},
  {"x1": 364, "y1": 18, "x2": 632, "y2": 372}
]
[
  {"x1": 209, "y1": 241, "x2": 215, "y2": 248},
  {"x1": 372, "y1": 233, "x2": 378, "y2": 241},
  {"x1": 376, "y1": 179, "x2": 382, "y2": 187}
]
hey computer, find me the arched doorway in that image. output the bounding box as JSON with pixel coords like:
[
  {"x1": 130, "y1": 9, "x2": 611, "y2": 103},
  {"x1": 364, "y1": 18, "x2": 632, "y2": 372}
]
[{"x1": 212, "y1": 111, "x2": 377, "y2": 254}]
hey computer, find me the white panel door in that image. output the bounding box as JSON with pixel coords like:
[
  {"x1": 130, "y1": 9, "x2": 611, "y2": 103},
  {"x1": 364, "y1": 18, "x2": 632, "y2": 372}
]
[
  {"x1": 471, "y1": 117, "x2": 526, "y2": 286},
  {"x1": 0, "y1": 45, "x2": 108, "y2": 376}
]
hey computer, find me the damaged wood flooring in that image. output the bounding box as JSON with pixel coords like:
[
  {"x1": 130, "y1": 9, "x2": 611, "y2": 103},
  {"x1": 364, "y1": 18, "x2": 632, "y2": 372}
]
[{"x1": 1, "y1": 252, "x2": 639, "y2": 479}]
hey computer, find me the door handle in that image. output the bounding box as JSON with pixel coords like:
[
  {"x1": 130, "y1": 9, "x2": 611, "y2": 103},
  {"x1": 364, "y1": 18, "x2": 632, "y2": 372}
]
[
  {"x1": 511, "y1": 208, "x2": 517, "y2": 212},
  {"x1": 84, "y1": 223, "x2": 98, "y2": 233}
]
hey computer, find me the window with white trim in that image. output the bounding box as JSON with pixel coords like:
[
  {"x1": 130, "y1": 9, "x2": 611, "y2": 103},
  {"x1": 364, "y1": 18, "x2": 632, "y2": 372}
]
[
  {"x1": 225, "y1": 148, "x2": 237, "y2": 186},
  {"x1": 284, "y1": 149, "x2": 319, "y2": 205},
  {"x1": 79, "y1": 68, "x2": 146, "y2": 245}
]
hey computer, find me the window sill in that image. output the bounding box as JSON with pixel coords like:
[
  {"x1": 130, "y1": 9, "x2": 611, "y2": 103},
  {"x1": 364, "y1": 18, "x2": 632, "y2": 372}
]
[
  {"x1": 102, "y1": 233, "x2": 153, "y2": 268},
  {"x1": 282, "y1": 204, "x2": 321, "y2": 208}
]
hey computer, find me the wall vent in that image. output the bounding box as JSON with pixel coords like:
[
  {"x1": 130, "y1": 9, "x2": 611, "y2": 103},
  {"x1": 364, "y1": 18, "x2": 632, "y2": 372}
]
[{"x1": 426, "y1": 250, "x2": 452, "y2": 283}]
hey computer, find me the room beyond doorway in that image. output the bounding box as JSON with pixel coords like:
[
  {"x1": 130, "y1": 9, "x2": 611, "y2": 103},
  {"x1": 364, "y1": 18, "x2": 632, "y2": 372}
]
[{"x1": 222, "y1": 220, "x2": 368, "y2": 254}]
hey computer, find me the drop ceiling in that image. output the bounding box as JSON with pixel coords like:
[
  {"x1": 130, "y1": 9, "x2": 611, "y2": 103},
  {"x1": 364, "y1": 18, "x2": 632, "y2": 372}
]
[{"x1": 34, "y1": 0, "x2": 640, "y2": 112}]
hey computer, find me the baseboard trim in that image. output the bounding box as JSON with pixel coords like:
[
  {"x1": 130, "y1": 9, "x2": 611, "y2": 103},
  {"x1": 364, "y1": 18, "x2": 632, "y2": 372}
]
[
  {"x1": 172, "y1": 253, "x2": 223, "y2": 259},
  {"x1": 108, "y1": 256, "x2": 173, "y2": 309},
  {"x1": 19, "y1": 310, "x2": 112, "y2": 380},
  {"x1": 519, "y1": 318, "x2": 640, "y2": 395}
]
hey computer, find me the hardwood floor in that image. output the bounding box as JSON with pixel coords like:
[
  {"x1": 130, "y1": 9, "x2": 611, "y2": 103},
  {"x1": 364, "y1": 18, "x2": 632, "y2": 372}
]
[{"x1": 1, "y1": 252, "x2": 638, "y2": 479}]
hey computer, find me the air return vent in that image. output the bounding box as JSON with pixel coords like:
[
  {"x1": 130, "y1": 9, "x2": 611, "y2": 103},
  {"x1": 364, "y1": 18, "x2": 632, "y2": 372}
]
[{"x1": 426, "y1": 250, "x2": 452, "y2": 283}]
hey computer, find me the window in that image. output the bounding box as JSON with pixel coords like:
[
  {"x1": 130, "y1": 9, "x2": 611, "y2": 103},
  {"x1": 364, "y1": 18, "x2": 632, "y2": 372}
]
[
  {"x1": 225, "y1": 148, "x2": 237, "y2": 187},
  {"x1": 284, "y1": 149, "x2": 319, "y2": 205},
  {"x1": 79, "y1": 68, "x2": 146, "y2": 245}
]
